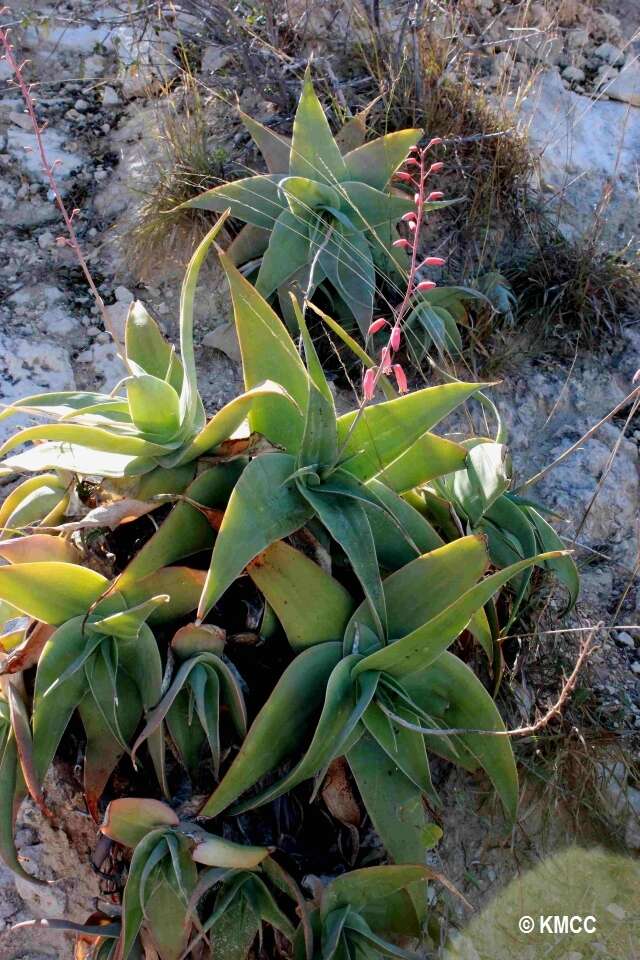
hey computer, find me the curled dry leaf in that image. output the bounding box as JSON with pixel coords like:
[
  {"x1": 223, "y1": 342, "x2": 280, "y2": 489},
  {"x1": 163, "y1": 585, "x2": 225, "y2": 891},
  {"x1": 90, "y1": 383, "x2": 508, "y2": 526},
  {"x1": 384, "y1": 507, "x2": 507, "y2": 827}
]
[
  {"x1": 59, "y1": 498, "x2": 160, "y2": 531},
  {"x1": 321, "y1": 757, "x2": 361, "y2": 828}
]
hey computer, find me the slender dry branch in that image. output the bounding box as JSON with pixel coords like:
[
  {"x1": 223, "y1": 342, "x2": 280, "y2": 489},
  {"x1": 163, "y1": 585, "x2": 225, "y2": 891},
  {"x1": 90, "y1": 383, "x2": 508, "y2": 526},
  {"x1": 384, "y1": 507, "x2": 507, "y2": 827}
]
[
  {"x1": 379, "y1": 624, "x2": 600, "y2": 739},
  {"x1": 0, "y1": 17, "x2": 120, "y2": 348}
]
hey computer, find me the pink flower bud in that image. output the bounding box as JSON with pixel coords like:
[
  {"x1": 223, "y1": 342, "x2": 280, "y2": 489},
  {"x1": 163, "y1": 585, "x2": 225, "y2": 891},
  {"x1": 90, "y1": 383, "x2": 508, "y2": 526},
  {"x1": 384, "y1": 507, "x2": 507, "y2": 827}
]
[
  {"x1": 416, "y1": 280, "x2": 436, "y2": 292},
  {"x1": 393, "y1": 364, "x2": 408, "y2": 393},
  {"x1": 394, "y1": 172, "x2": 413, "y2": 182},
  {"x1": 363, "y1": 367, "x2": 377, "y2": 401},
  {"x1": 393, "y1": 238, "x2": 412, "y2": 248},
  {"x1": 389, "y1": 326, "x2": 401, "y2": 351},
  {"x1": 422, "y1": 256, "x2": 446, "y2": 267},
  {"x1": 414, "y1": 193, "x2": 421, "y2": 204},
  {"x1": 427, "y1": 191, "x2": 444, "y2": 201},
  {"x1": 367, "y1": 318, "x2": 388, "y2": 336},
  {"x1": 427, "y1": 137, "x2": 443, "y2": 149},
  {"x1": 401, "y1": 211, "x2": 417, "y2": 222},
  {"x1": 428, "y1": 161, "x2": 444, "y2": 174},
  {"x1": 404, "y1": 158, "x2": 419, "y2": 166}
]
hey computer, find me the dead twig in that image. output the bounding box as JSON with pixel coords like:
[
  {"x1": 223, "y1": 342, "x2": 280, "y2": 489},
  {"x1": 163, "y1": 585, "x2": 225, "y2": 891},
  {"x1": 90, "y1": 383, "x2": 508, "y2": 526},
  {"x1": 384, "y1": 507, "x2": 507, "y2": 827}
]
[{"x1": 378, "y1": 625, "x2": 599, "y2": 738}]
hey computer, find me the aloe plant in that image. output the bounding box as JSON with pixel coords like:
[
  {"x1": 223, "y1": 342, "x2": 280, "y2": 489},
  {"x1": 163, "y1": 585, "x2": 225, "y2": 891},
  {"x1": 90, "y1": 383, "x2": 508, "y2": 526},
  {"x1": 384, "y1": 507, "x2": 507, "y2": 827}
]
[
  {"x1": 183, "y1": 68, "x2": 459, "y2": 334},
  {"x1": 0, "y1": 158, "x2": 581, "y2": 960},
  {"x1": 0, "y1": 213, "x2": 290, "y2": 484},
  {"x1": 0, "y1": 553, "x2": 207, "y2": 820},
  {"x1": 99, "y1": 797, "x2": 297, "y2": 960}
]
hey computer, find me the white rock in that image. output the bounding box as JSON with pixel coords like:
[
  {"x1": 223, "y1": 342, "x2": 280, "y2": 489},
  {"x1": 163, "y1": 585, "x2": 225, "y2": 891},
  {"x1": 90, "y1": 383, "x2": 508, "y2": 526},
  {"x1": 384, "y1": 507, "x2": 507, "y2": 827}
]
[
  {"x1": 203, "y1": 322, "x2": 242, "y2": 364},
  {"x1": 0, "y1": 334, "x2": 75, "y2": 443},
  {"x1": 36, "y1": 230, "x2": 54, "y2": 250},
  {"x1": 114, "y1": 285, "x2": 134, "y2": 303},
  {"x1": 631, "y1": 662, "x2": 640, "y2": 675},
  {"x1": 201, "y1": 44, "x2": 233, "y2": 74},
  {"x1": 7, "y1": 126, "x2": 84, "y2": 187},
  {"x1": 562, "y1": 65, "x2": 585, "y2": 83},
  {"x1": 84, "y1": 53, "x2": 107, "y2": 76},
  {"x1": 617, "y1": 632, "x2": 636, "y2": 648},
  {"x1": 9, "y1": 110, "x2": 33, "y2": 131},
  {"x1": 102, "y1": 85, "x2": 120, "y2": 107},
  {"x1": 509, "y1": 70, "x2": 640, "y2": 243},
  {"x1": 594, "y1": 42, "x2": 625, "y2": 66},
  {"x1": 74, "y1": 99, "x2": 89, "y2": 112},
  {"x1": 606, "y1": 63, "x2": 640, "y2": 108},
  {"x1": 566, "y1": 27, "x2": 589, "y2": 49}
]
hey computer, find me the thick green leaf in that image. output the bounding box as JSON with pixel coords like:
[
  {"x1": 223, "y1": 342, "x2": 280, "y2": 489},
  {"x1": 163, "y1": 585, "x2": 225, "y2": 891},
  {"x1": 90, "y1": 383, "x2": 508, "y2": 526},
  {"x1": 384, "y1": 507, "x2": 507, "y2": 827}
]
[
  {"x1": 2, "y1": 442, "x2": 155, "y2": 479},
  {"x1": 0, "y1": 423, "x2": 171, "y2": 460},
  {"x1": 337, "y1": 181, "x2": 414, "y2": 230},
  {"x1": 0, "y1": 732, "x2": 33, "y2": 882},
  {"x1": 347, "y1": 736, "x2": 430, "y2": 871},
  {"x1": 337, "y1": 380, "x2": 485, "y2": 482},
  {"x1": 80, "y1": 664, "x2": 142, "y2": 820},
  {"x1": 178, "y1": 215, "x2": 229, "y2": 436},
  {"x1": 344, "y1": 130, "x2": 422, "y2": 190},
  {"x1": 524, "y1": 504, "x2": 579, "y2": 611},
  {"x1": 320, "y1": 224, "x2": 375, "y2": 333},
  {"x1": 344, "y1": 535, "x2": 489, "y2": 654},
  {"x1": 322, "y1": 864, "x2": 430, "y2": 920},
  {"x1": 91, "y1": 595, "x2": 169, "y2": 640},
  {"x1": 101, "y1": 797, "x2": 179, "y2": 847},
  {"x1": 232, "y1": 656, "x2": 378, "y2": 813},
  {"x1": 126, "y1": 375, "x2": 180, "y2": 439},
  {"x1": 290, "y1": 67, "x2": 347, "y2": 185},
  {"x1": 240, "y1": 110, "x2": 291, "y2": 173},
  {"x1": 301, "y1": 486, "x2": 387, "y2": 640},
  {"x1": 362, "y1": 701, "x2": 435, "y2": 799},
  {"x1": 198, "y1": 453, "x2": 313, "y2": 620},
  {"x1": 125, "y1": 301, "x2": 183, "y2": 389},
  {"x1": 120, "y1": 568, "x2": 204, "y2": 623},
  {"x1": 247, "y1": 541, "x2": 354, "y2": 650},
  {"x1": 364, "y1": 479, "x2": 442, "y2": 571},
  {"x1": 117, "y1": 625, "x2": 166, "y2": 795},
  {"x1": 255, "y1": 208, "x2": 311, "y2": 299},
  {"x1": 117, "y1": 463, "x2": 243, "y2": 589},
  {"x1": 280, "y1": 176, "x2": 341, "y2": 219},
  {"x1": 172, "y1": 380, "x2": 297, "y2": 465},
  {"x1": 0, "y1": 562, "x2": 107, "y2": 626},
  {"x1": 192, "y1": 834, "x2": 272, "y2": 868},
  {"x1": 200, "y1": 642, "x2": 342, "y2": 817},
  {"x1": 376, "y1": 432, "x2": 468, "y2": 494},
  {"x1": 32, "y1": 617, "x2": 89, "y2": 785},
  {"x1": 353, "y1": 550, "x2": 562, "y2": 679},
  {"x1": 0, "y1": 473, "x2": 68, "y2": 534},
  {"x1": 185, "y1": 174, "x2": 285, "y2": 229},
  {"x1": 226, "y1": 223, "x2": 270, "y2": 266},
  {"x1": 403, "y1": 652, "x2": 519, "y2": 821},
  {"x1": 219, "y1": 251, "x2": 309, "y2": 451}
]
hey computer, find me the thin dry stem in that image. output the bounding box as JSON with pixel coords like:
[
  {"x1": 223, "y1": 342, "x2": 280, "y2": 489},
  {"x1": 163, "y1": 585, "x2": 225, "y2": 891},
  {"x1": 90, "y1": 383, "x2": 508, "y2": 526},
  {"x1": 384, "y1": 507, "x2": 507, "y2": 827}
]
[{"x1": 0, "y1": 19, "x2": 121, "y2": 349}]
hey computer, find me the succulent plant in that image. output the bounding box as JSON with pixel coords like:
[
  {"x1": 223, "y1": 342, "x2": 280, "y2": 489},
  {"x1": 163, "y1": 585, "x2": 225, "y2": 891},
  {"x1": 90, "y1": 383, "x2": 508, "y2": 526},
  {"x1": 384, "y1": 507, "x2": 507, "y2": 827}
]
[
  {"x1": 184, "y1": 68, "x2": 458, "y2": 335},
  {"x1": 0, "y1": 164, "x2": 580, "y2": 960}
]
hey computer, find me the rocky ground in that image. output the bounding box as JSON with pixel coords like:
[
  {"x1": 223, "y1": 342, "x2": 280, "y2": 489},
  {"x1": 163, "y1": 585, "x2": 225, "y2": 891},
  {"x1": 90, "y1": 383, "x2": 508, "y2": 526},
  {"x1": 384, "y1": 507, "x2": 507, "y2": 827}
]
[{"x1": 0, "y1": 1, "x2": 639, "y2": 957}]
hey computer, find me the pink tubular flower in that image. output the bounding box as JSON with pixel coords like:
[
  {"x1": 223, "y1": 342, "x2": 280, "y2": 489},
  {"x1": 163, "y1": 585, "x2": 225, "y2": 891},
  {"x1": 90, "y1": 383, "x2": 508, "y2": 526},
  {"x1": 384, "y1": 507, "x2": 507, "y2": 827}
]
[
  {"x1": 427, "y1": 137, "x2": 443, "y2": 149},
  {"x1": 380, "y1": 346, "x2": 393, "y2": 375},
  {"x1": 427, "y1": 191, "x2": 444, "y2": 201},
  {"x1": 393, "y1": 364, "x2": 408, "y2": 393},
  {"x1": 404, "y1": 157, "x2": 419, "y2": 166},
  {"x1": 393, "y1": 238, "x2": 412, "y2": 248},
  {"x1": 363, "y1": 367, "x2": 377, "y2": 401},
  {"x1": 389, "y1": 326, "x2": 401, "y2": 351},
  {"x1": 421, "y1": 256, "x2": 446, "y2": 267},
  {"x1": 428, "y1": 161, "x2": 444, "y2": 174},
  {"x1": 394, "y1": 171, "x2": 413, "y2": 182},
  {"x1": 367, "y1": 318, "x2": 388, "y2": 336},
  {"x1": 416, "y1": 280, "x2": 437, "y2": 292},
  {"x1": 401, "y1": 211, "x2": 417, "y2": 222}
]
